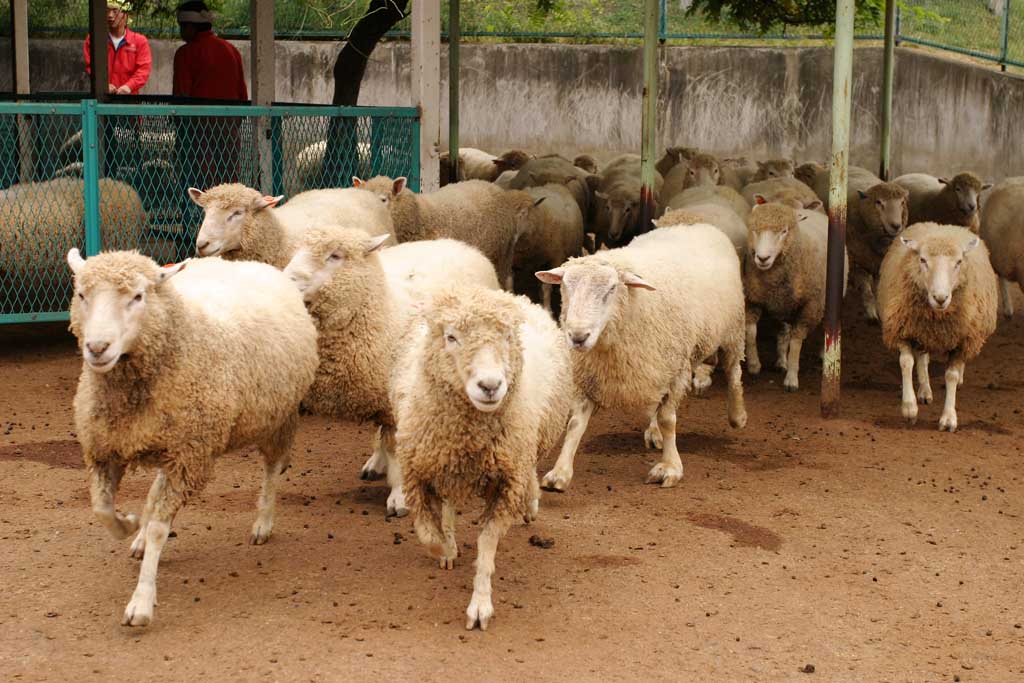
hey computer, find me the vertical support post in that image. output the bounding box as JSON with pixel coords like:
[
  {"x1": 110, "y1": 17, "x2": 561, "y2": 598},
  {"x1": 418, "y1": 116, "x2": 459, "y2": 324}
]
[
  {"x1": 88, "y1": 0, "x2": 109, "y2": 100},
  {"x1": 659, "y1": 0, "x2": 667, "y2": 43},
  {"x1": 821, "y1": 0, "x2": 855, "y2": 418},
  {"x1": 999, "y1": 0, "x2": 1011, "y2": 72},
  {"x1": 448, "y1": 0, "x2": 460, "y2": 184},
  {"x1": 412, "y1": 0, "x2": 441, "y2": 193},
  {"x1": 11, "y1": 0, "x2": 32, "y2": 183},
  {"x1": 894, "y1": 4, "x2": 902, "y2": 46},
  {"x1": 639, "y1": 0, "x2": 660, "y2": 233},
  {"x1": 82, "y1": 100, "x2": 102, "y2": 256},
  {"x1": 270, "y1": 116, "x2": 284, "y2": 197},
  {"x1": 879, "y1": 0, "x2": 896, "y2": 181},
  {"x1": 251, "y1": 0, "x2": 275, "y2": 193}
]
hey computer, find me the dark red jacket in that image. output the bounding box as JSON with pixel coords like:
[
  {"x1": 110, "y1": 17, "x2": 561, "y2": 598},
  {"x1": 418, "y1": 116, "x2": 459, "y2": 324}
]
[
  {"x1": 83, "y1": 28, "x2": 152, "y2": 94},
  {"x1": 173, "y1": 31, "x2": 248, "y2": 101}
]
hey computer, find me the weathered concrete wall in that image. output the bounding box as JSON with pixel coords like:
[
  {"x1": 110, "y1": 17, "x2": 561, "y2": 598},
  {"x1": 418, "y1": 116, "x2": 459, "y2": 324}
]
[{"x1": 1, "y1": 39, "x2": 1021, "y2": 180}]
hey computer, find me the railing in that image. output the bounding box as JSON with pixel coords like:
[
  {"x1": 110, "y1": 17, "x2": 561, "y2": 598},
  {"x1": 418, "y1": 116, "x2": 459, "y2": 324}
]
[{"x1": 0, "y1": 99, "x2": 419, "y2": 324}]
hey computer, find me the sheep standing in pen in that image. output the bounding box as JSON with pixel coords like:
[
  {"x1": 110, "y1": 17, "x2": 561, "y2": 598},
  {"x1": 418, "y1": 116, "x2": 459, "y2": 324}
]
[
  {"x1": 655, "y1": 146, "x2": 698, "y2": 178},
  {"x1": 439, "y1": 148, "x2": 531, "y2": 184},
  {"x1": 979, "y1": 177, "x2": 1024, "y2": 318},
  {"x1": 846, "y1": 181, "x2": 910, "y2": 322},
  {"x1": 189, "y1": 183, "x2": 394, "y2": 269},
  {"x1": 795, "y1": 162, "x2": 877, "y2": 204},
  {"x1": 536, "y1": 223, "x2": 747, "y2": 491},
  {"x1": 877, "y1": 223, "x2": 998, "y2": 432},
  {"x1": 666, "y1": 183, "x2": 751, "y2": 221},
  {"x1": 354, "y1": 175, "x2": 535, "y2": 289},
  {"x1": 508, "y1": 154, "x2": 593, "y2": 218},
  {"x1": 592, "y1": 153, "x2": 664, "y2": 249},
  {"x1": 893, "y1": 172, "x2": 991, "y2": 233},
  {"x1": 66, "y1": 249, "x2": 318, "y2": 627},
  {"x1": 741, "y1": 176, "x2": 819, "y2": 208},
  {"x1": 513, "y1": 182, "x2": 585, "y2": 313},
  {"x1": 393, "y1": 285, "x2": 572, "y2": 631},
  {"x1": 743, "y1": 202, "x2": 847, "y2": 392},
  {"x1": 749, "y1": 159, "x2": 796, "y2": 183},
  {"x1": 573, "y1": 154, "x2": 600, "y2": 175},
  {"x1": 662, "y1": 152, "x2": 720, "y2": 200},
  {"x1": 284, "y1": 225, "x2": 500, "y2": 517}
]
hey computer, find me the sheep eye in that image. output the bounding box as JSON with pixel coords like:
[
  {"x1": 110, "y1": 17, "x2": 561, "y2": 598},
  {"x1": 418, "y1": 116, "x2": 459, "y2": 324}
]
[
  {"x1": 955, "y1": 259, "x2": 963, "y2": 267},
  {"x1": 132, "y1": 293, "x2": 143, "y2": 303},
  {"x1": 919, "y1": 257, "x2": 927, "y2": 266},
  {"x1": 445, "y1": 334, "x2": 458, "y2": 344},
  {"x1": 327, "y1": 253, "x2": 343, "y2": 263},
  {"x1": 77, "y1": 292, "x2": 85, "y2": 301},
  {"x1": 230, "y1": 210, "x2": 242, "y2": 219}
]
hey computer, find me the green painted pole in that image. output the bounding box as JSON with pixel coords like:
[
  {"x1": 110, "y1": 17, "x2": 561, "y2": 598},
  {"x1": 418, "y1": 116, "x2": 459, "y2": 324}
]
[
  {"x1": 448, "y1": 0, "x2": 460, "y2": 184},
  {"x1": 82, "y1": 99, "x2": 102, "y2": 256},
  {"x1": 822, "y1": 0, "x2": 855, "y2": 418},
  {"x1": 999, "y1": 0, "x2": 1011, "y2": 72},
  {"x1": 879, "y1": 0, "x2": 896, "y2": 181},
  {"x1": 639, "y1": 0, "x2": 659, "y2": 233}
]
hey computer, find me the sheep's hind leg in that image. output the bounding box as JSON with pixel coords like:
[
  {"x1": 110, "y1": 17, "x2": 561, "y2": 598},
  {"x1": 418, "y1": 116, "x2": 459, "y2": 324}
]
[
  {"x1": 938, "y1": 356, "x2": 965, "y2": 433},
  {"x1": 359, "y1": 425, "x2": 388, "y2": 481},
  {"x1": 646, "y1": 367, "x2": 689, "y2": 488},
  {"x1": 465, "y1": 518, "x2": 511, "y2": 631},
  {"x1": 898, "y1": 344, "x2": 918, "y2": 425},
  {"x1": 130, "y1": 471, "x2": 166, "y2": 559},
  {"x1": 380, "y1": 426, "x2": 407, "y2": 517},
  {"x1": 541, "y1": 397, "x2": 594, "y2": 492},
  {"x1": 915, "y1": 351, "x2": 932, "y2": 404},
  {"x1": 745, "y1": 307, "x2": 762, "y2": 375},
  {"x1": 775, "y1": 323, "x2": 791, "y2": 372},
  {"x1": 251, "y1": 413, "x2": 299, "y2": 545},
  {"x1": 1000, "y1": 278, "x2": 1015, "y2": 320},
  {"x1": 859, "y1": 269, "x2": 879, "y2": 323},
  {"x1": 782, "y1": 324, "x2": 807, "y2": 392},
  {"x1": 90, "y1": 460, "x2": 139, "y2": 541},
  {"x1": 722, "y1": 339, "x2": 747, "y2": 429},
  {"x1": 691, "y1": 350, "x2": 718, "y2": 397},
  {"x1": 440, "y1": 501, "x2": 458, "y2": 569}
]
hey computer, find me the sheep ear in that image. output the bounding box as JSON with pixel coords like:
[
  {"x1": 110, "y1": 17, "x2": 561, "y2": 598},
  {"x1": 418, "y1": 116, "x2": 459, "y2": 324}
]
[
  {"x1": 392, "y1": 177, "x2": 407, "y2": 195},
  {"x1": 900, "y1": 236, "x2": 920, "y2": 253},
  {"x1": 352, "y1": 176, "x2": 363, "y2": 188},
  {"x1": 963, "y1": 236, "x2": 980, "y2": 255},
  {"x1": 798, "y1": 214, "x2": 809, "y2": 222},
  {"x1": 156, "y1": 259, "x2": 189, "y2": 285},
  {"x1": 753, "y1": 194, "x2": 768, "y2": 205},
  {"x1": 622, "y1": 271, "x2": 656, "y2": 291},
  {"x1": 982, "y1": 182, "x2": 993, "y2": 191},
  {"x1": 67, "y1": 248, "x2": 85, "y2": 275},
  {"x1": 938, "y1": 177, "x2": 950, "y2": 186},
  {"x1": 252, "y1": 195, "x2": 283, "y2": 211},
  {"x1": 805, "y1": 199, "x2": 823, "y2": 211},
  {"x1": 535, "y1": 267, "x2": 565, "y2": 285},
  {"x1": 857, "y1": 190, "x2": 868, "y2": 200},
  {"x1": 364, "y1": 234, "x2": 391, "y2": 254},
  {"x1": 187, "y1": 187, "x2": 206, "y2": 206}
]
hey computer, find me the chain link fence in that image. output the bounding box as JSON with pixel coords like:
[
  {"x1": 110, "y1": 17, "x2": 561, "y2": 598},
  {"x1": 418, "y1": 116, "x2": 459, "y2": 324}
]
[{"x1": 0, "y1": 100, "x2": 418, "y2": 323}]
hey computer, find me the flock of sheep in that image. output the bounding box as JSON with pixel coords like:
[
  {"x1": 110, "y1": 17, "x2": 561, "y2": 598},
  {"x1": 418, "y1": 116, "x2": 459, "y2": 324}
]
[{"x1": 57, "y1": 140, "x2": 1024, "y2": 633}]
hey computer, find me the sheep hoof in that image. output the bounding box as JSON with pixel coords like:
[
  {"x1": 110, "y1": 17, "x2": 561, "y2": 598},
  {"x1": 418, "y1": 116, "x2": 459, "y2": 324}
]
[
  {"x1": 747, "y1": 362, "x2": 762, "y2": 376},
  {"x1": 386, "y1": 489, "x2": 409, "y2": 518},
  {"x1": 901, "y1": 401, "x2": 918, "y2": 425},
  {"x1": 646, "y1": 463, "x2": 683, "y2": 488},
  {"x1": 775, "y1": 359, "x2": 788, "y2": 372},
  {"x1": 691, "y1": 377, "x2": 711, "y2": 397},
  {"x1": 249, "y1": 524, "x2": 272, "y2": 545},
  {"x1": 783, "y1": 379, "x2": 799, "y2": 393},
  {"x1": 523, "y1": 497, "x2": 539, "y2": 524},
  {"x1": 540, "y1": 469, "x2": 571, "y2": 493},
  {"x1": 643, "y1": 425, "x2": 663, "y2": 450},
  {"x1": 359, "y1": 467, "x2": 386, "y2": 482},
  {"x1": 129, "y1": 530, "x2": 146, "y2": 559},
  {"x1": 917, "y1": 389, "x2": 933, "y2": 405},
  {"x1": 729, "y1": 410, "x2": 748, "y2": 430},
  {"x1": 466, "y1": 594, "x2": 494, "y2": 631},
  {"x1": 439, "y1": 555, "x2": 456, "y2": 570},
  {"x1": 122, "y1": 590, "x2": 155, "y2": 627},
  {"x1": 938, "y1": 411, "x2": 958, "y2": 433}
]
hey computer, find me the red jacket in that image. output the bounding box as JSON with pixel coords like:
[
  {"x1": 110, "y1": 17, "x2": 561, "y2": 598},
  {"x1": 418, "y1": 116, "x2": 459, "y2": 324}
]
[
  {"x1": 173, "y1": 31, "x2": 248, "y2": 101},
  {"x1": 84, "y1": 28, "x2": 152, "y2": 94}
]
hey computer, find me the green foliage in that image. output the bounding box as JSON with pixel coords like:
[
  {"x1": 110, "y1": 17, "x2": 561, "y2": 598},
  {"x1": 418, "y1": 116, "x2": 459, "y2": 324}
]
[{"x1": 684, "y1": 0, "x2": 885, "y2": 33}]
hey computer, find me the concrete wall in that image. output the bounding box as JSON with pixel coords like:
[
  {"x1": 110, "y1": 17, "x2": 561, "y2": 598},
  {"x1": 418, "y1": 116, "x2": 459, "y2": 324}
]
[{"x1": 2, "y1": 39, "x2": 1022, "y2": 180}]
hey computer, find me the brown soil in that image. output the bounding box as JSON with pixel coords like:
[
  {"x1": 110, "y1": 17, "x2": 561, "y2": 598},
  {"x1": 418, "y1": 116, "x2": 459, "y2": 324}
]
[{"x1": 2, "y1": 293, "x2": 1023, "y2": 682}]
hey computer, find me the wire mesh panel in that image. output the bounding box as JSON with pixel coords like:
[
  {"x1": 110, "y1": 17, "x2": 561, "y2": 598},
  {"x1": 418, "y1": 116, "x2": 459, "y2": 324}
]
[
  {"x1": 899, "y1": 0, "x2": 1010, "y2": 63},
  {"x1": 0, "y1": 101, "x2": 419, "y2": 324}
]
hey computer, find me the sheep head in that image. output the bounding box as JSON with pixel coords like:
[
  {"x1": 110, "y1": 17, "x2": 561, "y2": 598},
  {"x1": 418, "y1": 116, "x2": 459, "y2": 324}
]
[
  {"x1": 536, "y1": 261, "x2": 654, "y2": 352},
  {"x1": 283, "y1": 225, "x2": 389, "y2": 303},
  {"x1": 747, "y1": 202, "x2": 799, "y2": 271},
  {"x1": 683, "y1": 153, "x2": 721, "y2": 190},
  {"x1": 900, "y1": 229, "x2": 979, "y2": 312},
  {"x1": 573, "y1": 154, "x2": 599, "y2": 175},
  {"x1": 425, "y1": 287, "x2": 525, "y2": 413},
  {"x1": 352, "y1": 175, "x2": 408, "y2": 208},
  {"x1": 493, "y1": 149, "x2": 532, "y2": 174},
  {"x1": 794, "y1": 161, "x2": 825, "y2": 187},
  {"x1": 188, "y1": 184, "x2": 282, "y2": 258},
  {"x1": 938, "y1": 172, "x2": 991, "y2": 219},
  {"x1": 755, "y1": 159, "x2": 796, "y2": 181},
  {"x1": 858, "y1": 182, "x2": 909, "y2": 238},
  {"x1": 595, "y1": 181, "x2": 643, "y2": 243},
  {"x1": 67, "y1": 248, "x2": 187, "y2": 373}
]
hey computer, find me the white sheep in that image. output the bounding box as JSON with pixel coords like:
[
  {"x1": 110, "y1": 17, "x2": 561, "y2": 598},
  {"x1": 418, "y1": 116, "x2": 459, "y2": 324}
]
[
  {"x1": 188, "y1": 183, "x2": 393, "y2": 269},
  {"x1": 283, "y1": 225, "x2": 500, "y2": 517},
  {"x1": 66, "y1": 249, "x2": 318, "y2": 627},
  {"x1": 743, "y1": 202, "x2": 848, "y2": 392},
  {"x1": 287, "y1": 139, "x2": 371, "y2": 196},
  {"x1": 536, "y1": 223, "x2": 747, "y2": 491},
  {"x1": 741, "y1": 177, "x2": 819, "y2": 208},
  {"x1": 665, "y1": 184, "x2": 750, "y2": 222},
  {"x1": 440, "y1": 148, "x2": 531, "y2": 184},
  {"x1": 877, "y1": 223, "x2": 998, "y2": 432},
  {"x1": 979, "y1": 176, "x2": 1024, "y2": 318},
  {"x1": 394, "y1": 285, "x2": 572, "y2": 631},
  {"x1": 893, "y1": 172, "x2": 991, "y2": 234}
]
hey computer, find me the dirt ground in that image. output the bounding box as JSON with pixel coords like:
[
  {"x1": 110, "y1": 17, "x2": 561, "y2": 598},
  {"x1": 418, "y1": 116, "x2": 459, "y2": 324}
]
[{"x1": 1, "y1": 292, "x2": 1023, "y2": 682}]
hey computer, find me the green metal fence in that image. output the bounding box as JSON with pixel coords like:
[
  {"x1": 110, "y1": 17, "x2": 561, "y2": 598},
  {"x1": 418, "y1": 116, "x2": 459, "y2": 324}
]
[{"x1": 0, "y1": 100, "x2": 419, "y2": 324}]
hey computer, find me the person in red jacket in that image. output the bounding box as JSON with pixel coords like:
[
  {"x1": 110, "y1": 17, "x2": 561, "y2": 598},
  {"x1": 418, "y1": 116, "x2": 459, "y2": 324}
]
[{"x1": 83, "y1": 1, "x2": 152, "y2": 95}]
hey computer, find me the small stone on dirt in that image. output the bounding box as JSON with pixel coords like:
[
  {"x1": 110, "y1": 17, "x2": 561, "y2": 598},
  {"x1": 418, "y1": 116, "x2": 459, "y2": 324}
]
[
  {"x1": 800, "y1": 664, "x2": 815, "y2": 674},
  {"x1": 529, "y1": 535, "x2": 555, "y2": 549}
]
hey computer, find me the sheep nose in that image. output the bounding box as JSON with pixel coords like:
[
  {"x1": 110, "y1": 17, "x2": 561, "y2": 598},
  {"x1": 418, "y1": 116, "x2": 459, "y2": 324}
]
[
  {"x1": 196, "y1": 240, "x2": 209, "y2": 253},
  {"x1": 86, "y1": 341, "x2": 110, "y2": 357},
  {"x1": 889, "y1": 222, "x2": 902, "y2": 233},
  {"x1": 570, "y1": 331, "x2": 590, "y2": 347},
  {"x1": 756, "y1": 255, "x2": 771, "y2": 265},
  {"x1": 966, "y1": 203, "x2": 976, "y2": 213},
  {"x1": 477, "y1": 378, "x2": 504, "y2": 398},
  {"x1": 933, "y1": 293, "x2": 949, "y2": 305}
]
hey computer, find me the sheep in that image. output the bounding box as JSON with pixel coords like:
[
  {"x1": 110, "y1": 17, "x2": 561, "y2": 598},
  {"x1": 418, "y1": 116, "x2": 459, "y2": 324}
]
[
  {"x1": 846, "y1": 181, "x2": 910, "y2": 322},
  {"x1": 513, "y1": 182, "x2": 585, "y2": 312},
  {"x1": 188, "y1": 183, "x2": 393, "y2": 269},
  {"x1": 654, "y1": 204, "x2": 746, "y2": 256},
  {"x1": 288, "y1": 139, "x2": 372, "y2": 196},
  {"x1": 794, "y1": 162, "x2": 878, "y2": 204},
  {"x1": 394, "y1": 285, "x2": 572, "y2": 631},
  {"x1": 893, "y1": 172, "x2": 991, "y2": 233},
  {"x1": 741, "y1": 177, "x2": 819, "y2": 208},
  {"x1": 655, "y1": 146, "x2": 698, "y2": 178},
  {"x1": 353, "y1": 175, "x2": 534, "y2": 289},
  {"x1": 440, "y1": 148, "x2": 531, "y2": 184},
  {"x1": 719, "y1": 156, "x2": 759, "y2": 189},
  {"x1": 493, "y1": 169, "x2": 518, "y2": 190},
  {"x1": 508, "y1": 154, "x2": 592, "y2": 218},
  {"x1": 979, "y1": 177, "x2": 1024, "y2": 318},
  {"x1": 535, "y1": 223, "x2": 747, "y2": 491},
  {"x1": 573, "y1": 154, "x2": 600, "y2": 175},
  {"x1": 749, "y1": 159, "x2": 796, "y2": 183},
  {"x1": 876, "y1": 223, "x2": 998, "y2": 432},
  {"x1": 66, "y1": 249, "x2": 318, "y2": 627},
  {"x1": 665, "y1": 184, "x2": 750, "y2": 222},
  {"x1": 283, "y1": 225, "x2": 500, "y2": 517},
  {"x1": 592, "y1": 153, "x2": 664, "y2": 248},
  {"x1": 743, "y1": 202, "x2": 848, "y2": 392},
  {"x1": 662, "y1": 152, "x2": 720, "y2": 200}
]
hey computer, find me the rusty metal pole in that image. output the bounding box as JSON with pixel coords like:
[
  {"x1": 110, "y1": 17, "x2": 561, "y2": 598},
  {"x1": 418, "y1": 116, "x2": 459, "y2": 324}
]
[
  {"x1": 639, "y1": 0, "x2": 659, "y2": 233},
  {"x1": 448, "y1": 0, "x2": 460, "y2": 184},
  {"x1": 879, "y1": 0, "x2": 896, "y2": 181},
  {"x1": 822, "y1": 0, "x2": 855, "y2": 418}
]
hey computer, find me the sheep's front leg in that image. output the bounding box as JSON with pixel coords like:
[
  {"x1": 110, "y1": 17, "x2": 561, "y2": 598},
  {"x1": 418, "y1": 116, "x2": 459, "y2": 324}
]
[
  {"x1": 251, "y1": 413, "x2": 299, "y2": 545},
  {"x1": 90, "y1": 461, "x2": 138, "y2": 540},
  {"x1": 646, "y1": 366, "x2": 689, "y2": 488},
  {"x1": 1000, "y1": 278, "x2": 1015, "y2": 320},
  {"x1": 939, "y1": 355, "x2": 965, "y2": 433},
  {"x1": 541, "y1": 397, "x2": 594, "y2": 492},
  {"x1": 775, "y1": 323, "x2": 791, "y2": 372},
  {"x1": 858, "y1": 269, "x2": 879, "y2": 323},
  {"x1": 440, "y1": 502, "x2": 458, "y2": 569},
  {"x1": 745, "y1": 306, "x2": 762, "y2": 375},
  {"x1": 691, "y1": 351, "x2": 718, "y2": 397},
  {"x1": 465, "y1": 518, "x2": 511, "y2": 631},
  {"x1": 359, "y1": 425, "x2": 388, "y2": 481},
  {"x1": 412, "y1": 488, "x2": 452, "y2": 566},
  {"x1": 722, "y1": 337, "x2": 748, "y2": 429},
  {"x1": 898, "y1": 343, "x2": 918, "y2": 424},
  {"x1": 380, "y1": 426, "x2": 407, "y2": 517},
  {"x1": 782, "y1": 324, "x2": 808, "y2": 392},
  {"x1": 130, "y1": 471, "x2": 166, "y2": 559},
  {"x1": 914, "y1": 351, "x2": 932, "y2": 405}
]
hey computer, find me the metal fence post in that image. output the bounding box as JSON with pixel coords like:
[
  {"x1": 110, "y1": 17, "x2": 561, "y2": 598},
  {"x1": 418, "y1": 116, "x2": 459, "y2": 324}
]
[
  {"x1": 448, "y1": 0, "x2": 460, "y2": 183},
  {"x1": 409, "y1": 115, "x2": 422, "y2": 193},
  {"x1": 1000, "y1": 0, "x2": 1011, "y2": 71},
  {"x1": 879, "y1": 0, "x2": 897, "y2": 181},
  {"x1": 640, "y1": 0, "x2": 659, "y2": 233},
  {"x1": 894, "y1": 4, "x2": 902, "y2": 47},
  {"x1": 81, "y1": 99, "x2": 102, "y2": 256},
  {"x1": 270, "y1": 115, "x2": 284, "y2": 197},
  {"x1": 659, "y1": 0, "x2": 667, "y2": 43}
]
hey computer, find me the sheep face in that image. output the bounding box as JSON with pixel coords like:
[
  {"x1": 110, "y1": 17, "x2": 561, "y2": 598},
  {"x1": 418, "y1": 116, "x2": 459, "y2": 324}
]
[
  {"x1": 794, "y1": 162, "x2": 824, "y2": 187},
  {"x1": 757, "y1": 160, "x2": 795, "y2": 180},
  {"x1": 939, "y1": 173, "x2": 991, "y2": 219},
  {"x1": 283, "y1": 228, "x2": 390, "y2": 303},
  {"x1": 536, "y1": 263, "x2": 655, "y2": 352},
  {"x1": 900, "y1": 234, "x2": 980, "y2": 311},
  {"x1": 188, "y1": 186, "x2": 281, "y2": 258},
  {"x1": 859, "y1": 184, "x2": 908, "y2": 237},
  {"x1": 66, "y1": 249, "x2": 187, "y2": 373},
  {"x1": 352, "y1": 176, "x2": 406, "y2": 208},
  {"x1": 747, "y1": 203, "x2": 798, "y2": 271},
  {"x1": 685, "y1": 156, "x2": 720, "y2": 189},
  {"x1": 595, "y1": 193, "x2": 638, "y2": 242}
]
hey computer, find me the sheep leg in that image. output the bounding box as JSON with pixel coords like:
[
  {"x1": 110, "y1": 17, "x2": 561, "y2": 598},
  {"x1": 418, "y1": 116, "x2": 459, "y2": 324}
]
[
  {"x1": 466, "y1": 518, "x2": 511, "y2": 631},
  {"x1": 775, "y1": 323, "x2": 791, "y2": 372},
  {"x1": 1000, "y1": 278, "x2": 1015, "y2": 320},
  {"x1": 859, "y1": 269, "x2": 879, "y2": 323},
  {"x1": 439, "y1": 501, "x2": 458, "y2": 569},
  {"x1": 412, "y1": 488, "x2": 449, "y2": 562},
  {"x1": 915, "y1": 351, "x2": 932, "y2": 404},
  {"x1": 541, "y1": 397, "x2": 594, "y2": 493},
  {"x1": 646, "y1": 367, "x2": 690, "y2": 488},
  {"x1": 938, "y1": 355, "x2": 965, "y2": 433},
  {"x1": 129, "y1": 471, "x2": 166, "y2": 559},
  {"x1": 90, "y1": 460, "x2": 139, "y2": 541},
  {"x1": 359, "y1": 425, "x2": 388, "y2": 481},
  {"x1": 745, "y1": 307, "x2": 762, "y2": 375},
  {"x1": 691, "y1": 350, "x2": 717, "y2": 397},
  {"x1": 251, "y1": 414, "x2": 298, "y2": 545},
  {"x1": 522, "y1": 473, "x2": 540, "y2": 524},
  {"x1": 782, "y1": 324, "x2": 808, "y2": 392},
  {"x1": 722, "y1": 339, "x2": 748, "y2": 429},
  {"x1": 644, "y1": 401, "x2": 664, "y2": 450},
  {"x1": 381, "y1": 425, "x2": 408, "y2": 518},
  {"x1": 898, "y1": 344, "x2": 918, "y2": 425}
]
